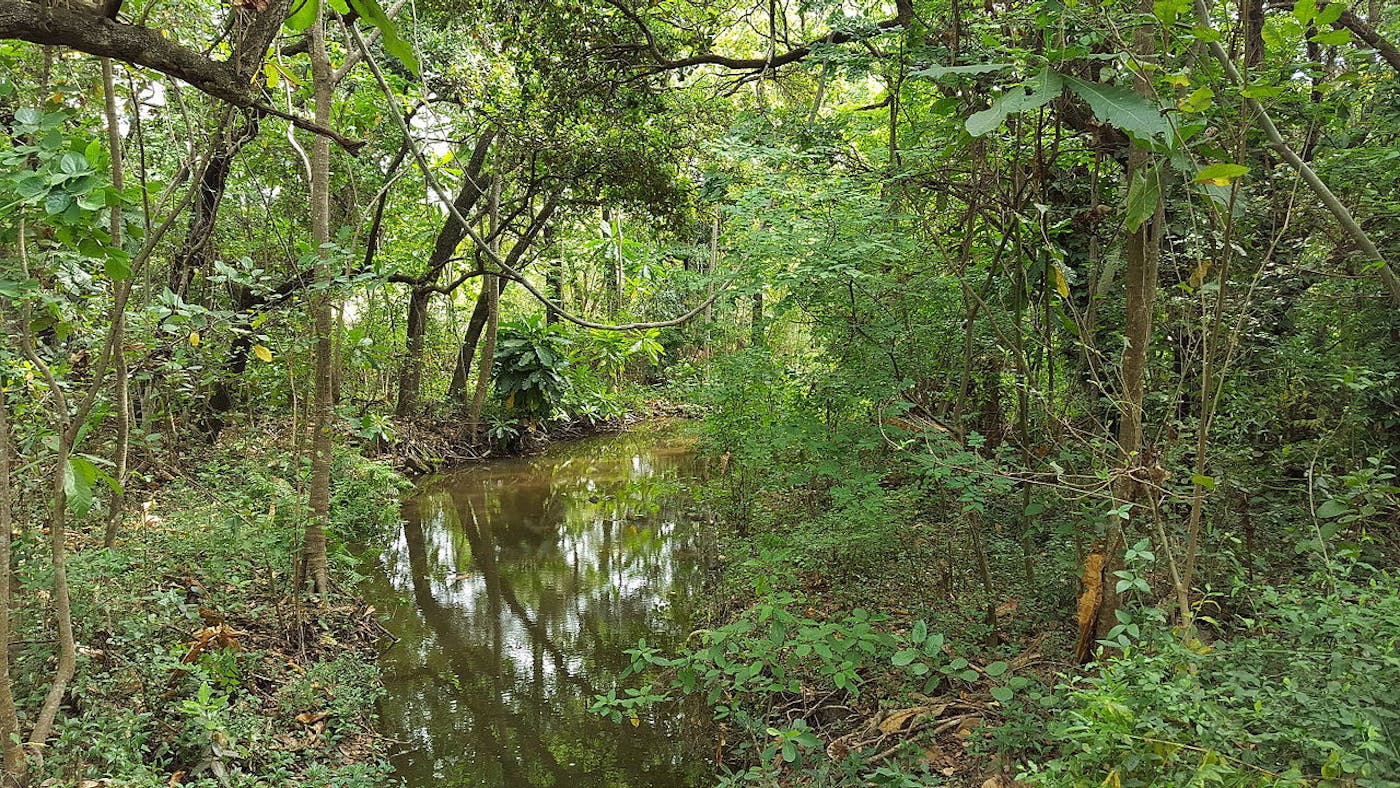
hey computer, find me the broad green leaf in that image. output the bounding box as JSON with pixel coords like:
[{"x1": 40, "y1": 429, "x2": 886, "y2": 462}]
[
  {"x1": 911, "y1": 620, "x2": 928, "y2": 644},
  {"x1": 348, "y1": 0, "x2": 420, "y2": 76},
  {"x1": 1316, "y1": 499, "x2": 1349, "y2": 519},
  {"x1": 1193, "y1": 162, "x2": 1249, "y2": 185},
  {"x1": 892, "y1": 648, "x2": 920, "y2": 666},
  {"x1": 965, "y1": 69, "x2": 1063, "y2": 137},
  {"x1": 990, "y1": 686, "x2": 1014, "y2": 702},
  {"x1": 913, "y1": 63, "x2": 1013, "y2": 80},
  {"x1": 1240, "y1": 84, "x2": 1283, "y2": 99},
  {"x1": 1126, "y1": 161, "x2": 1165, "y2": 232},
  {"x1": 65, "y1": 456, "x2": 98, "y2": 516},
  {"x1": 984, "y1": 660, "x2": 1009, "y2": 677},
  {"x1": 1315, "y1": 2, "x2": 1344, "y2": 25},
  {"x1": 1153, "y1": 0, "x2": 1191, "y2": 23},
  {"x1": 1293, "y1": 0, "x2": 1318, "y2": 23},
  {"x1": 0, "y1": 278, "x2": 38, "y2": 299},
  {"x1": 1178, "y1": 86, "x2": 1214, "y2": 113},
  {"x1": 104, "y1": 253, "x2": 132, "y2": 281},
  {"x1": 1064, "y1": 76, "x2": 1171, "y2": 141},
  {"x1": 1310, "y1": 28, "x2": 1351, "y2": 45},
  {"x1": 1191, "y1": 26, "x2": 1223, "y2": 42},
  {"x1": 1191, "y1": 474, "x2": 1217, "y2": 489},
  {"x1": 285, "y1": 0, "x2": 318, "y2": 32}
]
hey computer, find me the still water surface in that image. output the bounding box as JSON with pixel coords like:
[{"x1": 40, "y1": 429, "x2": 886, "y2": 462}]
[{"x1": 359, "y1": 424, "x2": 712, "y2": 786}]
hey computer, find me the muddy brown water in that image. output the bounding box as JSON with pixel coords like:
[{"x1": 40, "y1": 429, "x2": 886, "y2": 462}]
[{"x1": 358, "y1": 423, "x2": 715, "y2": 786}]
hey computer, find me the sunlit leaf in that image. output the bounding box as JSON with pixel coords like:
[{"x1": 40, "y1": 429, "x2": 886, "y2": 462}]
[
  {"x1": 1126, "y1": 162, "x2": 1165, "y2": 232},
  {"x1": 1193, "y1": 163, "x2": 1249, "y2": 186},
  {"x1": 1064, "y1": 76, "x2": 1172, "y2": 141}
]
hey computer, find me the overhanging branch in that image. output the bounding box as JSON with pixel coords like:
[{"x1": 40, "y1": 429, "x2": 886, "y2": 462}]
[
  {"x1": 0, "y1": 2, "x2": 363, "y2": 153},
  {"x1": 604, "y1": 0, "x2": 913, "y2": 75}
]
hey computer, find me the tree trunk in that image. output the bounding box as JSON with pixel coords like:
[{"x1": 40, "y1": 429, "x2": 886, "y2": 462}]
[
  {"x1": 468, "y1": 185, "x2": 503, "y2": 435},
  {"x1": 103, "y1": 56, "x2": 130, "y2": 548},
  {"x1": 449, "y1": 282, "x2": 495, "y2": 401},
  {"x1": 546, "y1": 256, "x2": 563, "y2": 326},
  {"x1": 1078, "y1": 1, "x2": 1166, "y2": 658},
  {"x1": 395, "y1": 286, "x2": 431, "y2": 416},
  {"x1": 750, "y1": 290, "x2": 764, "y2": 345},
  {"x1": 12, "y1": 221, "x2": 78, "y2": 751},
  {"x1": 301, "y1": 9, "x2": 333, "y2": 597},
  {"x1": 395, "y1": 134, "x2": 494, "y2": 415},
  {"x1": 0, "y1": 387, "x2": 24, "y2": 785},
  {"x1": 468, "y1": 272, "x2": 500, "y2": 435}
]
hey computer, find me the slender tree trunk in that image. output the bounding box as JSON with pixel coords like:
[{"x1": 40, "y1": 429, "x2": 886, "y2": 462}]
[
  {"x1": 449, "y1": 283, "x2": 495, "y2": 401},
  {"x1": 468, "y1": 272, "x2": 500, "y2": 436},
  {"x1": 396, "y1": 286, "x2": 431, "y2": 416},
  {"x1": 301, "y1": 9, "x2": 334, "y2": 597},
  {"x1": 468, "y1": 185, "x2": 503, "y2": 435},
  {"x1": 546, "y1": 256, "x2": 563, "y2": 326},
  {"x1": 1093, "y1": 160, "x2": 1164, "y2": 645},
  {"x1": 0, "y1": 387, "x2": 24, "y2": 786},
  {"x1": 1080, "y1": 3, "x2": 1166, "y2": 655},
  {"x1": 705, "y1": 216, "x2": 718, "y2": 324},
  {"x1": 14, "y1": 220, "x2": 78, "y2": 750},
  {"x1": 103, "y1": 56, "x2": 131, "y2": 548},
  {"x1": 750, "y1": 291, "x2": 764, "y2": 345}
]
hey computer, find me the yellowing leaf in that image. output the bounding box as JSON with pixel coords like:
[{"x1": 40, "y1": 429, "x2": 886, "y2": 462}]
[
  {"x1": 1188, "y1": 259, "x2": 1212, "y2": 289},
  {"x1": 1164, "y1": 73, "x2": 1190, "y2": 88},
  {"x1": 1177, "y1": 86, "x2": 1214, "y2": 113},
  {"x1": 189, "y1": 331, "x2": 201, "y2": 347},
  {"x1": 629, "y1": 714, "x2": 640, "y2": 727},
  {"x1": 263, "y1": 62, "x2": 280, "y2": 89},
  {"x1": 1193, "y1": 163, "x2": 1249, "y2": 185},
  {"x1": 252, "y1": 344, "x2": 274, "y2": 363},
  {"x1": 1050, "y1": 264, "x2": 1070, "y2": 298}
]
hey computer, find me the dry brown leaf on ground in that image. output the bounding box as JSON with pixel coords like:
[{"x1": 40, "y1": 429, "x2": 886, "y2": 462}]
[
  {"x1": 875, "y1": 703, "x2": 949, "y2": 735},
  {"x1": 181, "y1": 623, "x2": 246, "y2": 663}
]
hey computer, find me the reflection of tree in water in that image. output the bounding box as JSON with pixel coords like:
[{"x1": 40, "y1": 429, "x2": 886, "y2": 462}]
[{"x1": 369, "y1": 430, "x2": 711, "y2": 787}]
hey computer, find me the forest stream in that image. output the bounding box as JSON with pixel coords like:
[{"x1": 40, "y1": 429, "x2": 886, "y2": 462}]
[{"x1": 358, "y1": 424, "x2": 714, "y2": 786}]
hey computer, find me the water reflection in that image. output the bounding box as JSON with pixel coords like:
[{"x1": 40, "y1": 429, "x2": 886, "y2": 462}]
[{"x1": 361, "y1": 426, "x2": 712, "y2": 786}]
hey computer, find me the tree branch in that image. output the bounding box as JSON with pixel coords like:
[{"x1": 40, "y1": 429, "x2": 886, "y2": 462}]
[
  {"x1": 352, "y1": 27, "x2": 731, "y2": 332},
  {"x1": 1192, "y1": 0, "x2": 1399, "y2": 306},
  {"x1": 603, "y1": 0, "x2": 912, "y2": 74},
  {"x1": 0, "y1": 2, "x2": 364, "y2": 153},
  {"x1": 1267, "y1": 0, "x2": 1400, "y2": 74}
]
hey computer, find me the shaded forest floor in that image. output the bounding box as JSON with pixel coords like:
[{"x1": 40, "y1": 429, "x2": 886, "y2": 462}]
[
  {"x1": 680, "y1": 449, "x2": 1400, "y2": 786},
  {"x1": 15, "y1": 428, "x2": 406, "y2": 787}
]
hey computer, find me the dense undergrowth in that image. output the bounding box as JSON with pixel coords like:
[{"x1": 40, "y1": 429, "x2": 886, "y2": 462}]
[
  {"x1": 592, "y1": 340, "x2": 1400, "y2": 787},
  {"x1": 12, "y1": 428, "x2": 407, "y2": 787}
]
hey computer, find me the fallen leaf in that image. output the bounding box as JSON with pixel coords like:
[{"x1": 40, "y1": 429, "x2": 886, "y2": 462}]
[{"x1": 295, "y1": 711, "x2": 330, "y2": 725}]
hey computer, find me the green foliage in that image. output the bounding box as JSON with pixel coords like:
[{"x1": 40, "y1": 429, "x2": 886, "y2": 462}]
[
  {"x1": 595, "y1": 584, "x2": 1025, "y2": 782},
  {"x1": 493, "y1": 314, "x2": 573, "y2": 417},
  {"x1": 16, "y1": 437, "x2": 399, "y2": 786},
  {"x1": 1023, "y1": 568, "x2": 1400, "y2": 786}
]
